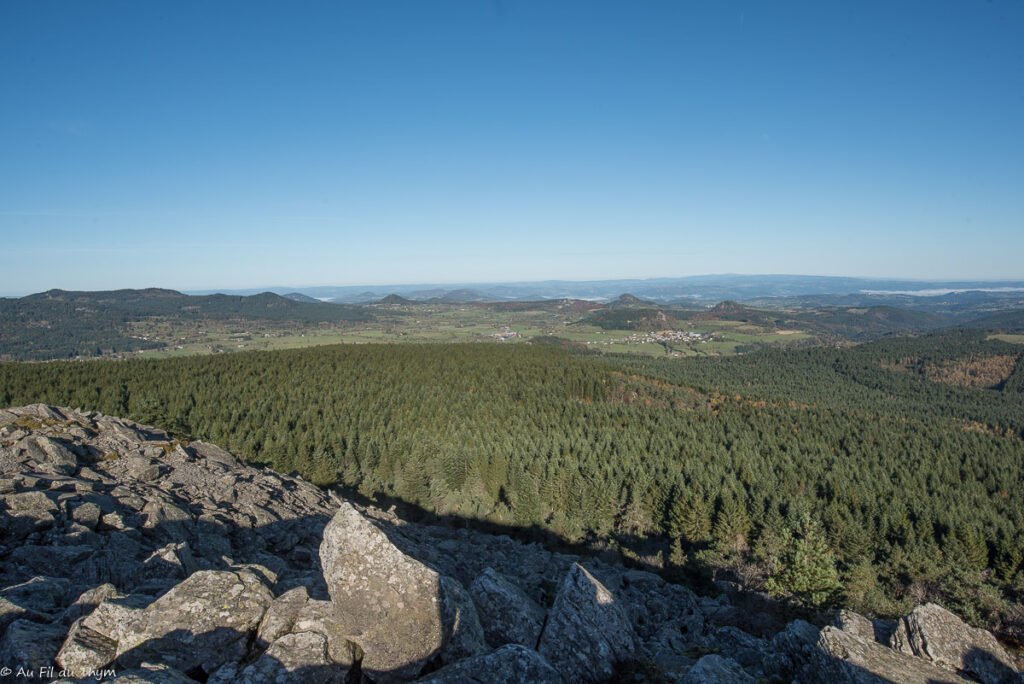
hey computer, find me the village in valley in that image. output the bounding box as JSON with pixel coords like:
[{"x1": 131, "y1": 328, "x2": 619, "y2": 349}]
[{"x1": 581, "y1": 328, "x2": 709, "y2": 349}]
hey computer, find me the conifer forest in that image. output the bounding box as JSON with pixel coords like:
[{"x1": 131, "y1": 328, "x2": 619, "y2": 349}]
[{"x1": 3, "y1": 329, "x2": 1023, "y2": 630}]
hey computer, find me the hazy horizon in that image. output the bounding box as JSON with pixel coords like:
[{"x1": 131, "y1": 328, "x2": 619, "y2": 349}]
[{"x1": 7, "y1": 272, "x2": 1024, "y2": 300}]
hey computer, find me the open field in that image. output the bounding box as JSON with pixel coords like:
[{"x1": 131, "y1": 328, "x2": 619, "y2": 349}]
[
  {"x1": 130, "y1": 303, "x2": 818, "y2": 360},
  {"x1": 990, "y1": 334, "x2": 1024, "y2": 344}
]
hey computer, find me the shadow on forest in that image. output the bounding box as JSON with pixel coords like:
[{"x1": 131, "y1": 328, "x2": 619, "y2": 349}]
[{"x1": 334, "y1": 483, "x2": 712, "y2": 583}]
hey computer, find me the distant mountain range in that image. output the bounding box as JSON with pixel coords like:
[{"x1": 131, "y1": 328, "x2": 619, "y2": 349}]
[
  {"x1": 186, "y1": 274, "x2": 1024, "y2": 307},
  {"x1": 3, "y1": 277, "x2": 1024, "y2": 361}
]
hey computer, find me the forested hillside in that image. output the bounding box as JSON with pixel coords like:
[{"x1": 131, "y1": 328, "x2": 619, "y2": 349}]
[
  {"x1": 0, "y1": 289, "x2": 371, "y2": 360},
  {"x1": 2, "y1": 334, "x2": 1023, "y2": 635}
]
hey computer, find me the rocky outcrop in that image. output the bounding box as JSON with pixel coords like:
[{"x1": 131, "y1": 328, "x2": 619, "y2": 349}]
[
  {"x1": 2, "y1": 405, "x2": 1021, "y2": 684},
  {"x1": 767, "y1": 616, "x2": 978, "y2": 683},
  {"x1": 537, "y1": 563, "x2": 637, "y2": 682},
  {"x1": 469, "y1": 567, "x2": 546, "y2": 648},
  {"x1": 683, "y1": 654, "x2": 756, "y2": 683},
  {"x1": 320, "y1": 501, "x2": 486, "y2": 681},
  {"x1": 890, "y1": 603, "x2": 1019, "y2": 684},
  {"x1": 226, "y1": 631, "x2": 349, "y2": 683},
  {"x1": 415, "y1": 644, "x2": 563, "y2": 683},
  {"x1": 56, "y1": 569, "x2": 273, "y2": 677}
]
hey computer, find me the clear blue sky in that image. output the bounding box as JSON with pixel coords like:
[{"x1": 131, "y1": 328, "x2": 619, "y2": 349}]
[{"x1": 1, "y1": 1, "x2": 1022, "y2": 294}]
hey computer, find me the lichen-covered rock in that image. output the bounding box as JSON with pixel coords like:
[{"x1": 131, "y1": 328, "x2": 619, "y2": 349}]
[
  {"x1": 833, "y1": 609, "x2": 878, "y2": 641},
  {"x1": 231, "y1": 631, "x2": 350, "y2": 683},
  {"x1": 320, "y1": 502, "x2": 486, "y2": 682},
  {"x1": 832, "y1": 608, "x2": 896, "y2": 645},
  {"x1": 61, "y1": 583, "x2": 119, "y2": 627},
  {"x1": 2, "y1": 489, "x2": 59, "y2": 538},
  {"x1": 0, "y1": 619, "x2": 66, "y2": 673},
  {"x1": 0, "y1": 576, "x2": 71, "y2": 615},
  {"x1": 57, "y1": 569, "x2": 272, "y2": 678},
  {"x1": 27, "y1": 434, "x2": 80, "y2": 475},
  {"x1": 125, "y1": 456, "x2": 162, "y2": 482},
  {"x1": 71, "y1": 501, "x2": 103, "y2": 529},
  {"x1": 683, "y1": 654, "x2": 755, "y2": 683},
  {"x1": 415, "y1": 644, "x2": 563, "y2": 684},
  {"x1": 56, "y1": 593, "x2": 150, "y2": 676},
  {"x1": 890, "y1": 603, "x2": 1019, "y2": 684},
  {"x1": 107, "y1": 662, "x2": 196, "y2": 683},
  {"x1": 438, "y1": 575, "x2": 487, "y2": 664},
  {"x1": 767, "y1": 619, "x2": 975, "y2": 683},
  {"x1": 58, "y1": 618, "x2": 120, "y2": 678},
  {"x1": 0, "y1": 597, "x2": 30, "y2": 639},
  {"x1": 289, "y1": 599, "x2": 360, "y2": 666},
  {"x1": 819, "y1": 625, "x2": 976, "y2": 683},
  {"x1": 469, "y1": 567, "x2": 546, "y2": 648},
  {"x1": 256, "y1": 585, "x2": 310, "y2": 648},
  {"x1": 116, "y1": 569, "x2": 273, "y2": 673},
  {"x1": 537, "y1": 563, "x2": 636, "y2": 683},
  {"x1": 704, "y1": 626, "x2": 766, "y2": 670}
]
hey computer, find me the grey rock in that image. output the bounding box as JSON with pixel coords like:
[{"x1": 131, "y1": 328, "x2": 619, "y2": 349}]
[
  {"x1": 139, "y1": 500, "x2": 192, "y2": 542},
  {"x1": 0, "y1": 576, "x2": 71, "y2": 615},
  {"x1": 706, "y1": 625, "x2": 766, "y2": 669},
  {"x1": 62, "y1": 583, "x2": 118, "y2": 626},
  {"x1": 108, "y1": 662, "x2": 197, "y2": 683},
  {"x1": 256, "y1": 585, "x2": 309, "y2": 648},
  {"x1": 537, "y1": 563, "x2": 637, "y2": 683},
  {"x1": 56, "y1": 569, "x2": 273, "y2": 678},
  {"x1": 0, "y1": 597, "x2": 29, "y2": 639},
  {"x1": 233, "y1": 631, "x2": 350, "y2": 683},
  {"x1": 3, "y1": 490, "x2": 59, "y2": 536},
  {"x1": 683, "y1": 654, "x2": 756, "y2": 683},
  {"x1": 890, "y1": 603, "x2": 1019, "y2": 684},
  {"x1": 0, "y1": 619, "x2": 66, "y2": 673},
  {"x1": 189, "y1": 441, "x2": 239, "y2": 468},
  {"x1": 415, "y1": 644, "x2": 563, "y2": 684},
  {"x1": 56, "y1": 595, "x2": 154, "y2": 677},
  {"x1": 290, "y1": 599, "x2": 360, "y2": 666},
  {"x1": 126, "y1": 456, "x2": 161, "y2": 482},
  {"x1": 767, "y1": 619, "x2": 975, "y2": 683},
  {"x1": 58, "y1": 617, "x2": 120, "y2": 678},
  {"x1": 6, "y1": 544, "x2": 96, "y2": 577},
  {"x1": 31, "y1": 435, "x2": 80, "y2": 475},
  {"x1": 71, "y1": 501, "x2": 103, "y2": 529},
  {"x1": 818, "y1": 625, "x2": 975, "y2": 683},
  {"x1": 116, "y1": 569, "x2": 273, "y2": 674},
  {"x1": 833, "y1": 608, "x2": 895, "y2": 645},
  {"x1": 438, "y1": 574, "x2": 488, "y2": 665},
  {"x1": 320, "y1": 501, "x2": 485, "y2": 682},
  {"x1": 469, "y1": 567, "x2": 546, "y2": 648},
  {"x1": 763, "y1": 619, "x2": 825, "y2": 679},
  {"x1": 834, "y1": 609, "x2": 877, "y2": 641},
  {"x1": 139, "y1": 542, "x2": 195, "y2": 582}
]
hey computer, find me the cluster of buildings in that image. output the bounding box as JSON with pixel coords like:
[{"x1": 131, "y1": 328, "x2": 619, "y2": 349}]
[
  {"x1": 489, "y1": 326, "x2": 521, "y2": 342},
  {"x1": 586, "y1": 330, "x2": 708, "y2": 346}
]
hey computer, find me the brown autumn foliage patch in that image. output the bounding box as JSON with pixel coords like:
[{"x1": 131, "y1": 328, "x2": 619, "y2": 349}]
[{"x1": 926, "y1": 354, "x2": 1020, "y2": 389}]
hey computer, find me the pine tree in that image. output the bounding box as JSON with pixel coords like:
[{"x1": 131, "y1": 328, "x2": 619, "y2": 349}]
[{"x1": 766, "y1": 512, "x2": 841, "y2": 610}]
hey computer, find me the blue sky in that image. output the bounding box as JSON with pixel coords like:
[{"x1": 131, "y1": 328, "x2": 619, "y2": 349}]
[{"x1": 1, "y1": 1, "x2": 1022, "y2": 294}]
